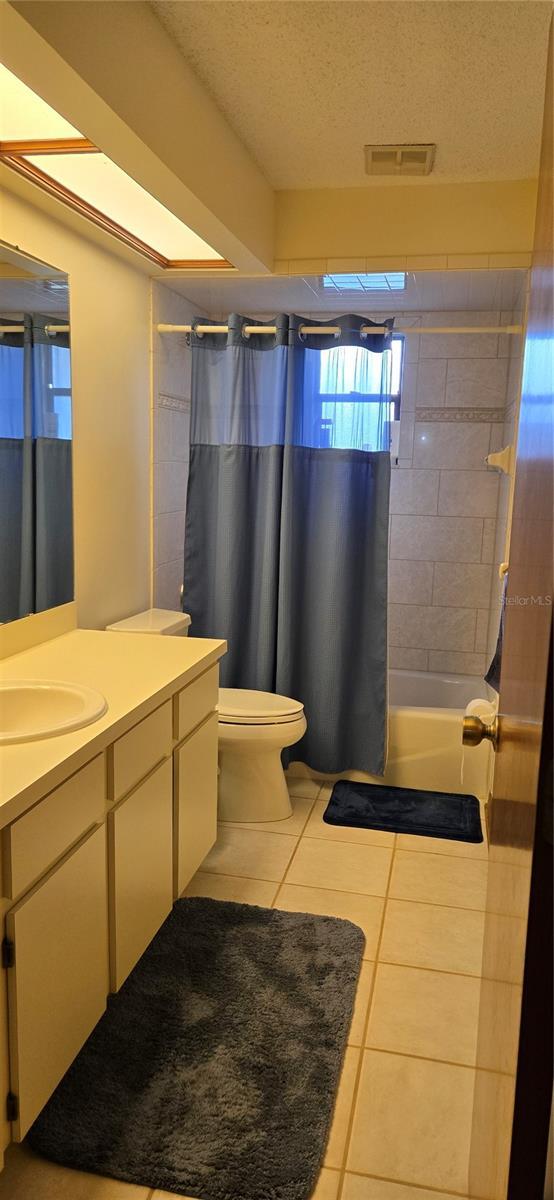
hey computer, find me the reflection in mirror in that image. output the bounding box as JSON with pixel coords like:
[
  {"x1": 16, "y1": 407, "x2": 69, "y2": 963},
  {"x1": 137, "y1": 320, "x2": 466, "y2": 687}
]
[{"x1": 0, "y1": 246, "x2": 73, "y2": 624}]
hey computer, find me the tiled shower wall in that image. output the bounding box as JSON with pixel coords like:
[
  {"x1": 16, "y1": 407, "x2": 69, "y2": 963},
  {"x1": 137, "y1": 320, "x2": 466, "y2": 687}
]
[
  {"x1": 152, "y1": 284, "x2": 199, "y2": 611},
  {"x1": 388, "y1": 309, "x2": 522, "y2": 676}
]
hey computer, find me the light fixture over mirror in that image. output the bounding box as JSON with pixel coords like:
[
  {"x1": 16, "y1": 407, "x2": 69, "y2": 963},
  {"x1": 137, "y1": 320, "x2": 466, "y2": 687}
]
[
  {"x1": 0, "y1": 65, "x2": 230, "y2": 270},
  {"x1": 0, "y1": 243, "x2": 73, "y2": 625}
]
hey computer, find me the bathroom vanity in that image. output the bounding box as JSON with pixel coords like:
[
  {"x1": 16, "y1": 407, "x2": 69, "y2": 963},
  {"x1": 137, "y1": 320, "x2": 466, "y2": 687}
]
[{"x1": 0, "y1": 628, "x2": 226, "y2": 1163}]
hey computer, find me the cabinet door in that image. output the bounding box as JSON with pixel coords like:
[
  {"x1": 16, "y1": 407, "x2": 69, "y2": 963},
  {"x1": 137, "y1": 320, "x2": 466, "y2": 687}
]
[
  {"x1": 6, "y1": 825, "x2": 108, "y2": 1140},
  {"x1": 174, "y1": 712, "x2": 218, "y2": 898},
  {"x1": 108, "y1": 758, "x2": 173, "y2": 992}
]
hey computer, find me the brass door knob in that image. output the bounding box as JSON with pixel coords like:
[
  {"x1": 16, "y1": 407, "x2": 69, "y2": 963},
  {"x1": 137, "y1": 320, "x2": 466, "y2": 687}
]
[{"x1": 462, "y1": 714, "x2": 499, "y2": 750}]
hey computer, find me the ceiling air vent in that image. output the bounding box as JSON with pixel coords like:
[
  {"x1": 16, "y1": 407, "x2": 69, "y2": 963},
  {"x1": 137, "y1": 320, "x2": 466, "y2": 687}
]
[{"x1": 364, "y1": 144, "x2": 436, "y2": 177}]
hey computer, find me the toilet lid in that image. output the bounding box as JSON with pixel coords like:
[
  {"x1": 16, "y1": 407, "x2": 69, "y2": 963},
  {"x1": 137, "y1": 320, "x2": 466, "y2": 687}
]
[{"x1": 218, "y1": 688, "x2": 304, "y2": 726}]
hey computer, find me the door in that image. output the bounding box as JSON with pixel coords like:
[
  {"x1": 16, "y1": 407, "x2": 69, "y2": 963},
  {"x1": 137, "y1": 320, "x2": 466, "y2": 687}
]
[
  {"x1": 108, "y1": 757, "x2": 173, "y2": 992},
  {"x1": 467, "y1": 22, "x2": 553, "y2": 1200},
  {"x1": 174, "y1": 712, "x2": 218, "y2": 898},
  {"x1": 5, "y1": 825, "x2": 108, "y2": 1140}
]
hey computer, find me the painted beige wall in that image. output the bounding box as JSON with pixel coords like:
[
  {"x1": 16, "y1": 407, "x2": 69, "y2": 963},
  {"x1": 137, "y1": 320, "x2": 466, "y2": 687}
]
[
  {"x1": 275, "y1": 179, "x2": 538, "y2": 264},
  {"x1": 1, "y1": 187, "x2": 152, "y2": 631}
]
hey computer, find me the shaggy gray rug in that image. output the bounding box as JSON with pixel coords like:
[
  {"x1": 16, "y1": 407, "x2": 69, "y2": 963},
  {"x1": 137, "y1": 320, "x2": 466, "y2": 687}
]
[{"x1": 28, "y1": 897, "x2": 365, "y2": 1200}]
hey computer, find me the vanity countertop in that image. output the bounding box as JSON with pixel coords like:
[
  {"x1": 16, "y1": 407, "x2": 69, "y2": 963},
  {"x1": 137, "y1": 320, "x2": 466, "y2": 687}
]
[{"x1": 0, "y1": 629, "x2": 226, "y2": 826}]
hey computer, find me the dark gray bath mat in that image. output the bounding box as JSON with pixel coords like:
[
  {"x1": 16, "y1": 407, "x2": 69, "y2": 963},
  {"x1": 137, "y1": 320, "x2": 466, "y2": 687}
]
[
  {"x1": 324, "y1": 779, "x2": 483, "y2": 843},
  {"x1": 28, "y1": 897, "x2": 365, "y2": 1200}
]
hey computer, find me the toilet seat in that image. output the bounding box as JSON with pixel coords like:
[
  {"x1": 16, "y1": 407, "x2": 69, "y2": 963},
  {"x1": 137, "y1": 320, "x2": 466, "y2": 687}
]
[{"x1": 218, "y1": 688, "x2": 304, "y2": 726}]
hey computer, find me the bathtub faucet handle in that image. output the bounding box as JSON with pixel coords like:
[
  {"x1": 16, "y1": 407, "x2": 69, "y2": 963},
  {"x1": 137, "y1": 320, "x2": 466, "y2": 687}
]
[{"x1": 462, "y1": 714, "x2": 499, "y2": 750}]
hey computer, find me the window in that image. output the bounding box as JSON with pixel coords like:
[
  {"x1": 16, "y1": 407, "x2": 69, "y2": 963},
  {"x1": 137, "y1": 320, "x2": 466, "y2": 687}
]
[
  {"x1": 322, "y1": 273, "x2": 406, "y2": 293},
  {"x1": 317, "y1": 335, "x2": 404, "y2": 450}
]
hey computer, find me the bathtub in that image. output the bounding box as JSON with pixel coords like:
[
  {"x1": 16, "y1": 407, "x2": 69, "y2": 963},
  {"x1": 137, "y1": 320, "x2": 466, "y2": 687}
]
[
  {"x1": 376, "y1": 669, "x2": 496, "y2": 800},
  {"x1": 288, "y1": 669, "x2": 495, "y2": 800}
]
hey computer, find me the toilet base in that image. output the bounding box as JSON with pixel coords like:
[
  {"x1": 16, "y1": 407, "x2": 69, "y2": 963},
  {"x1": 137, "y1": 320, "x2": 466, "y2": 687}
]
[{"x1": 218, "y1": 746, "x2": 293, "y2": 822}]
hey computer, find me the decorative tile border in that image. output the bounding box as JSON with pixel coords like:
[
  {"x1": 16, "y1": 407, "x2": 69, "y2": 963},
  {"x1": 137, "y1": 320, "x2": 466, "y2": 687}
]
[
  {"x1": 158, "y1": 393, "x2": 191, "y2": 412},
  {"x1": 415, "y1": 406, "x2": 505, "y2": 423}
]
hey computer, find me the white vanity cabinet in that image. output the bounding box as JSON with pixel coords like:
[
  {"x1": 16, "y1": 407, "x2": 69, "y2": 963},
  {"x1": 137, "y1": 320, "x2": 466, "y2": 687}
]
[
  {"x1": 5, "y1": 825, "x2": 108, "y2": 1140},
  {"x1": 0, "y1": 647, "x2": 222, "y2": 1154}
]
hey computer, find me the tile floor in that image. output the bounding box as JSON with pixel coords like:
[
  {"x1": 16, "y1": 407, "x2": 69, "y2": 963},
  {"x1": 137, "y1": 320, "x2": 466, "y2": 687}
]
[{"x1": 0, "y1": 775, "x2": 488, "y2": 1200}]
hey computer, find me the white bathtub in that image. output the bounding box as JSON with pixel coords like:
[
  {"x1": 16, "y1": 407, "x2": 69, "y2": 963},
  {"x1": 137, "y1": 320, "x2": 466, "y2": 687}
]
[
  {"x1": 288, "y1": 669, "x2": 495, "y2": 800},
  {"x1": 375, "y1": 669, "x2": 495, "y2": 800}
]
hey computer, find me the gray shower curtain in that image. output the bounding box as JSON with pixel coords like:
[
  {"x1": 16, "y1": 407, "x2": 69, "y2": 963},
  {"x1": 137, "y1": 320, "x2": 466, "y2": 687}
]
[
  {"x1": 0, "y1": 315, "x2": 73, "y2": 623},
  {"x1": 184, "y1": 313, "x2": 392, "y2": 775}
]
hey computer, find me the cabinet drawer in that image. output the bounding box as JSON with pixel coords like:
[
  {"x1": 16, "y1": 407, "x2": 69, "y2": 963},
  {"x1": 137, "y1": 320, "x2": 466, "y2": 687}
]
[
  {"x1": 174, "y1": 711, "x2": 218, "y2": 898},
  {"x1": 6, "y1": 825, "x2": 108, "y2": 1140},
  {"x1": 108, "y1": 758, "x2": 173, "y2": 992},
  {"x1": 109, "y1": 700, "x2": 172, "y2": 802},
  {"x1": 2, "y1": 755, "x2": 105, "y2": 900},
  {"x1": 176, "y1": 666, "x2": 218, "y2": 743}
]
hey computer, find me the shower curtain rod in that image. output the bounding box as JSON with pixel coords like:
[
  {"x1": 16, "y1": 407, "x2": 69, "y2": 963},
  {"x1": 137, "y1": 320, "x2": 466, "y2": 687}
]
[
  {"x1": 0, "y1": 324, "x2": 69, "y2": 336},
  {"x1": 156, "y1": 322, "x2": 523, "y2": 337}
]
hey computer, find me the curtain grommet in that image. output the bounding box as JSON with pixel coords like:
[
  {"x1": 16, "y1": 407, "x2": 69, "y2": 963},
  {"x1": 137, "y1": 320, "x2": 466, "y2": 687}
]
[{"x1": 242, "y1": 327, "x2": 250, "y2": 340}]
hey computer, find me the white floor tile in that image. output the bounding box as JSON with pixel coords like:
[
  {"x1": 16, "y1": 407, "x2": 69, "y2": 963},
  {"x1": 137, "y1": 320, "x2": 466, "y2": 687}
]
[
  {"x1": 342, "y1": 1174, "x2": 463, "y2": 1200},
  {"x1": 389, "y1": 850, "x2": 488, "y2": 910},
  {"x1": 347, "y1": 1050, "x2": 474, "y2": 1193},
  {"x1": 285, "y1": 838, "x2": 392, "y2": 897},
  {"x1": 184, "y1": 872, "x2": 277, "y2": 907},
  {"x1": 324, "y1": 1046, "x2": 360, "y2": 1168},
  {"x1": 201, "y1": 826, "x2": 298, "y2": 881},
  {"x1": 348, "y1": 961, "x2": 375, "y2": 1046},
  {"x1": 305, "y1": 801, "x2": 395, "y2": 849},
  {"x1": 275, "y1": 885, "x2": 384, "y2": 959},
  {"x1": 0, "y1": 1144, "x2": 148, "y2": 1200},
  {"x1": 286, "y1": 775, "x2": 323, "y2": 799},
  {"x1": 366, "y1": 963, "x2": 480, "y2": 1065},
  {"x1": 220, "y1": 796, "x2": 315, "y2": 837},
  {"x1": 380, "y1": 899, "x2": 485, "y2": 976}
]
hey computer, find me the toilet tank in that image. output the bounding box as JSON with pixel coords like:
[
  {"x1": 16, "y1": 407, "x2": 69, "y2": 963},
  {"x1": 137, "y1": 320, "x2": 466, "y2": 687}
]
[{"x1": 105, "y1": 608, "x2": 191, "y2": 636}]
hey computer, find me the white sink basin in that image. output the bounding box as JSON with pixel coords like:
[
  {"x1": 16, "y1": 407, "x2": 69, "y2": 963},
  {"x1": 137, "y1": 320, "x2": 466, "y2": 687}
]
[{"x1": 0, "y1": 680, "x2": 108, "y2": 745}]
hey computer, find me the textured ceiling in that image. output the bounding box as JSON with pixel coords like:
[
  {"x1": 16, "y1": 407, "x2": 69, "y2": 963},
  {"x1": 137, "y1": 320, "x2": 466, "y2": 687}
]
[
  {"x1": 151, "y1": 0, "x2": 551, "y2": 189},
  {"x1": 166, "y1": 269, "x2": 527, "y2": 317}
]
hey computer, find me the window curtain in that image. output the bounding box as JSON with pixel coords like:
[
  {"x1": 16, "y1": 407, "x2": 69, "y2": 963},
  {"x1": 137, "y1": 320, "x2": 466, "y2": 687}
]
[
  {"x1": 0, "y1": 315, "x2": 73, "y2": 623},
  {"x1": 184, "y1": 313, "x2": 392, "y2": 775}
]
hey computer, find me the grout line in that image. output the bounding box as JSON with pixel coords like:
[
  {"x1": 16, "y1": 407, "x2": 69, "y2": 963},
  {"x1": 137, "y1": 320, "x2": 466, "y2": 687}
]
[
  {"x1": 359, "y1": 1044, "x2": 515, "y2": 1078},
  {"x1": 345, "y1": 1170, "x2": 474, "y2": 1198},
  {"x1": 335, "y1": 834, "x2": 397, "y2": 1200}
]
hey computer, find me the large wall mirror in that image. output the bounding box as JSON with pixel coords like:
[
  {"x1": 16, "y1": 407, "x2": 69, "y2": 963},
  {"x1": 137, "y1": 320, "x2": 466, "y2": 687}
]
[{"x1": 0, "y1": 245, "x2": 73, "y2": 624}]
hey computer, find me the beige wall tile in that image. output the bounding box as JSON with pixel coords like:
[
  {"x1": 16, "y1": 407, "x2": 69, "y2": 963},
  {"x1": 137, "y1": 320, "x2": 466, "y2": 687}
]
[
  {"x1": 427, "y1": 649, "x2": 488, "y2": 675},
  {"x1": 157, "y1": 461, "x2": 188, "y2": 514},
  {"x1": 347, "y1": 1050, "x2": 474, "y2": 1192},
  {"x1": 398, "y1": 413, "x2": 415, "y2": 459},
  {"x1": 446, "y1": 357, "x2": 508, "y2": 408},
  {"x1": 388, "y1": 561, "x2": 434, "y2": 605},
  {"x1": 324, "y1": 1046, "x2": 361, "y2": 1168},
  {"x1": 366, "y1": 963, "x2": 480, "y2": 1065},
  {"x1": 390, "y1": 514, "x2": 483, "y2": 562},
  {"x1": 432, "y1": 561, "x2": 492, "y2": 608},
  {"x1": 380, "y1": 899, "x2": 485, "y2": 975},
  {"x1": 475, "y1": 607, "x2": 490, "y2": 652},
  {"x1": 275, "y1": 885, "x2": 384, "y2": 959},
  {"x1": 389, "y1": 604, "x2": 476, "y2": 651},
  {"x1": 156, "y1": 510, "x2": 186, "y2": 568},
  {"x1": 202, "y1": 826, "x2": 298, "y2": 881},
  {"x1": 412, "y1": 423, "x2": 492, "y2": 469},
  {"x1": 399, "y1": 360, "x2": 418, "y2": 410},
  {"x1": 285, "y1": 839, "x2": 392, "y2": 897},
  {"x1": 304, "y1": 800, "x2": 395, "y2": 848},
  {"x1": 438, "y1": 469, "x2": 499, "y2": 517},
  {"x1": 416, "y1": 359, "x2": 447, "y2": 407},
  {"x1": 481, "y1": 517, "x2": 496, "y2": 563},
  {"x1": 390, "y1": 470, "x2": 439, "y2": 516},
  {"x1": 389, "y1": 850, "x2": 488, "y2": 910},
  {"x1": 154, "y1": 558, "x2": 183, "y2": 610},
  {"x1": 389, "y1": 647, "x2": 428, "y2": 671},
  {"x1": 184, "y1": 872, "x2": 277, "y2": 906},
  {"x1": 420, "y1": 331, "x2": 499, "y2": 359}
]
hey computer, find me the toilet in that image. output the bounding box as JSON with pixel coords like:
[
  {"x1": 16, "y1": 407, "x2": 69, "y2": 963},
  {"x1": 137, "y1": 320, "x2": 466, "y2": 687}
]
[{"x1": 106, "y1": 609, "x2": 306, "y2": 823}]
